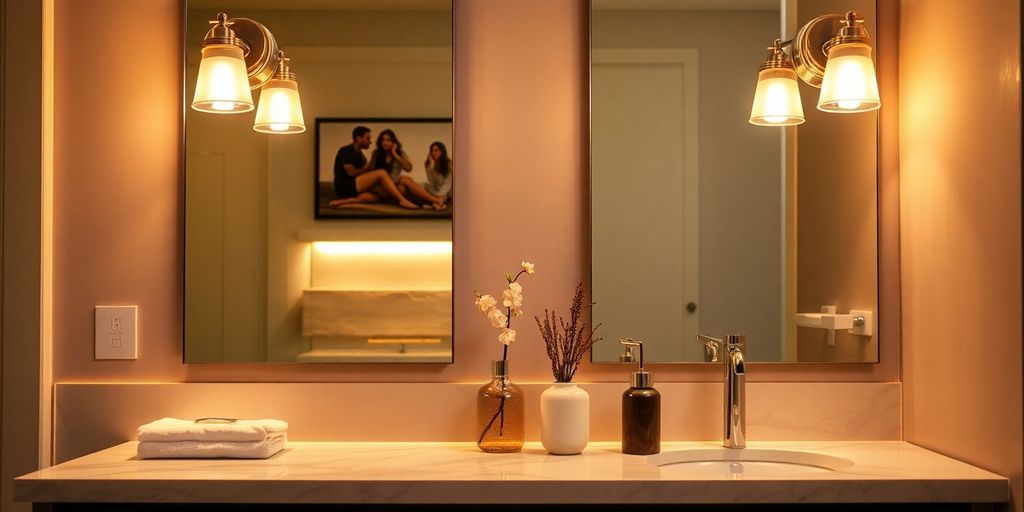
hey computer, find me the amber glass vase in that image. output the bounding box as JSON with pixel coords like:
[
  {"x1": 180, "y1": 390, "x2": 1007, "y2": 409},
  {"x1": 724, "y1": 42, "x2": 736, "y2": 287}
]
[{"x1": 476, "y1": 360, "x2": 525, "y2": 453}]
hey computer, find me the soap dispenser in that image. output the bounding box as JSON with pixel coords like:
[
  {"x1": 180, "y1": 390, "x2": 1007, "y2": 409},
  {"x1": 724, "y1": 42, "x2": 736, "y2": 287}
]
[{"x1": 619, "y1": 338, "x2": 661, "y2": 455}]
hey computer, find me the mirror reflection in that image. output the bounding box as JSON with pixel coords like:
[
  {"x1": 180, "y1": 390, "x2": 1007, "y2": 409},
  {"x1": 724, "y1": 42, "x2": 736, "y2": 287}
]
[
  {"x1": 590, "y1": 0, "x2": 878, "y2": 363},
  {"x1": 184, "y1": 0, "x2": 454, "y2": 363}
]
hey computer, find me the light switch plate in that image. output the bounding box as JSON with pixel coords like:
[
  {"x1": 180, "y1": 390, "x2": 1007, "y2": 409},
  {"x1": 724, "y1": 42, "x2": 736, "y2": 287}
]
[{"x1": 95, "y1": 305, "x2": 138, "y2": 360}]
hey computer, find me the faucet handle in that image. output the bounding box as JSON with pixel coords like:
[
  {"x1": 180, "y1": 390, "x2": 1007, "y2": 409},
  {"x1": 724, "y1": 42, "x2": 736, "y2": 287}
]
[
  {"x1": 696, "y1": 334, "x2": 722, "y2": 346},
  {"x1": 722, "y1": 334, "x2": 746, "y2": 349},
  {"x1": 696, "y1": 335, "x2": 722, "y2": 362},
  {"x1": 696, "y1": 334, "x2": 746, "y2": 362}
]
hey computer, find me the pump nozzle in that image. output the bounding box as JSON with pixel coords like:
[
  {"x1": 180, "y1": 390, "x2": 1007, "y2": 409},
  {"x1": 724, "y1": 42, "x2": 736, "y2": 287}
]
[{"x1": 619, "y1": 338, "x2": 651, "y2": 388}]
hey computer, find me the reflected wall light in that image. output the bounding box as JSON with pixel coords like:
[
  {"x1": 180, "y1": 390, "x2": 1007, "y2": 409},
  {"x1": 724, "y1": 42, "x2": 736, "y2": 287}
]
[
  {"x1": 191, "y1": 12, "x2": 306, "y2": 134},
  {"x1": 253, "y1": 52, "x2": 306, "y2": 134},
  {"x1": 749, "y1": 11, "x2": 880, "y2": 126},
  {"x1": 749, "y1": 39, "x2": 805, "y2": 126},
  {"x1": 312, "y1": 241, "x2": 453, "y2": 257}
]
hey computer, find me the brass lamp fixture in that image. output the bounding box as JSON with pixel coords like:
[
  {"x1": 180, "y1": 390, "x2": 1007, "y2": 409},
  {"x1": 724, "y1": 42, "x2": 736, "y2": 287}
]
[
  {"x1": 748, "y1": 39, "x2": 805, "y2": 126},
  {"x1": 191, "y1": 13, "x2": 254, "y2": 113},
  {"x1": 749, "y1": 11, "x2": 880, "y2": 126},
  {"x1": 192, "y1": 12, "x2": 306, "y2": 134},
  {"x1": 817, "y1": 11, "x2": 881, "y2": 113},
  {"x1": 253, "y1": 51, "x2": 306, "y2": 134}
]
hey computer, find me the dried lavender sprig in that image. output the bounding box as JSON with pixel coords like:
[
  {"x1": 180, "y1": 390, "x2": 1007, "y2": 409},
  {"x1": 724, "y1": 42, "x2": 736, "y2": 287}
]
[{"x1": 535, "y1": 283, "x2": 603, "y2": 382}]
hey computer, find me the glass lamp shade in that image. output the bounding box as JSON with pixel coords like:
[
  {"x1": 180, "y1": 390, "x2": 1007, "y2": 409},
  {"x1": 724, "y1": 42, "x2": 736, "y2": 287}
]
[
  {"x1": 749, "y1": 67, "x2": 805, "y2": 126},
  {"x1": 817, "y1": 42, "x2": 880, "y2": 113},
  {"x1": 191, "y1": 44, "x2": 254, "y2": 114},
  {"x1": 253, "y1": 78, "x2": 306, "y2": 134}
]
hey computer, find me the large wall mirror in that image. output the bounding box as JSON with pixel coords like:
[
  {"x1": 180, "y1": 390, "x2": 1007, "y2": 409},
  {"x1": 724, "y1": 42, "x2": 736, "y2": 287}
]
[
  {"x1": 184, "y1": 0, "x2": 454, "y2": 363},
  {"x1": 590, "y1": 0, "x2": 879, "y2": 363}
]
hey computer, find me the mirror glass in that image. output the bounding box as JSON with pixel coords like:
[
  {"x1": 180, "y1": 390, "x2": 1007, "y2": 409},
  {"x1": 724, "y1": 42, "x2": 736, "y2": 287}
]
[
  {"x1": 590, "y1": 0, "x2": 878, "y2": 363},
  {"x1": 184, "y1": 0, "x2": 454, "y2": 363}
]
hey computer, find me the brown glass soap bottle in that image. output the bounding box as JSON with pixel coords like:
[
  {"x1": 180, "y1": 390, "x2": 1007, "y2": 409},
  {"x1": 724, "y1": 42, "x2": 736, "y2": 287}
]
[{"x1": 619, "y1": 338, "x2": 660, "y2": 455}]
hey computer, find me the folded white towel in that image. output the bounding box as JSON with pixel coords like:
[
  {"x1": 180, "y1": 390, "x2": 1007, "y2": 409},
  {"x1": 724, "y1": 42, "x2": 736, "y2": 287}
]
[
  {"x1": 137, "y1": 434, "x2": 287, "y2": 459},
  {"x1": 137, "y1": 418, "x2": 289, "y2": 443}
]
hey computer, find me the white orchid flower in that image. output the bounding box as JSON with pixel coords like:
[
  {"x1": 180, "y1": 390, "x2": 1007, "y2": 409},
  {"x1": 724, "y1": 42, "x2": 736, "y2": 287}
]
[
  {"x1": 474, "y1": 262, "x2": 533, "y2": 347},
  {"x1": 475, "y1": 294, "x2": 497, "y2": 312},
  {"x1": 502, "y1": 288, "x2": 523, "y2": 308},
  {"x1": 487, "y1": 307, "x2": 508, "y2": 329},
  {"x1": 498, "y1": 328, "x2": 517, "y2": 345}
]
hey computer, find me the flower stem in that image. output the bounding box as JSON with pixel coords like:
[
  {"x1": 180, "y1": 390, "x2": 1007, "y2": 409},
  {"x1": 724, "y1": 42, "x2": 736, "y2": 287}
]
[
  {"x1": 498, "y1": 344, "x2": 508, "y2": 434},
  {"x1": 477, "y1": 346, "x2": 512, "y2": 444}
]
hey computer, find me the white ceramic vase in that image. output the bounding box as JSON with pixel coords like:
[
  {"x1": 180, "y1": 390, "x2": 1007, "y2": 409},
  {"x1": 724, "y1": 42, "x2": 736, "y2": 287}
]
[{"x1": 540, "y1": 382, "x2": 590, "y2": 455}]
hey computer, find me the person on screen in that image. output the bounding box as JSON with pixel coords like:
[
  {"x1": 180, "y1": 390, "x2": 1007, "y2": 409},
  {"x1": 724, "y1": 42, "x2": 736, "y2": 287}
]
[
  {"x1": 370, "y1": 129, "x2": 446, "y2": 211},
  {"x1": 423, "y1": 141, "x2": 452, "y2": 205},
  {"x1": 329, "y1": 126, "x2": 417, "y2": 210}
]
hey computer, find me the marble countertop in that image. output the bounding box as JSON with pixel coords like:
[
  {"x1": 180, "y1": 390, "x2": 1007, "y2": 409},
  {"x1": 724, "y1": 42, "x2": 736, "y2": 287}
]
[{"x1": 15, "y1": 441, "x2": 1009, "y2": 504}]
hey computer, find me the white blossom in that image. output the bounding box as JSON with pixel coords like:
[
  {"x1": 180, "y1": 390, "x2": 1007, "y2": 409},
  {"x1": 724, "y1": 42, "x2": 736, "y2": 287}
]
[
  {"x1": 474, "y1": 262, "x2": 533, "y2": 347},
  {"x1": 498, "y1": 328, "x2": 517, "y2": 345},
  {"x1": 487, "y1": 307, "x2": 508, "y2": 329},
  {"x1": 502, "y1": 288, "x2": 523, "y2": 309},
  {"x1": 475, "y1": 294, "x2": 497, "y2": 312}
]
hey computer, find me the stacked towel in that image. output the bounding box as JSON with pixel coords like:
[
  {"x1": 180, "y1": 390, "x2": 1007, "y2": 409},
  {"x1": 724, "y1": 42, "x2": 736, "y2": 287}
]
[{"x1": 136, "y1": 418, "x2": 288, "y2": 459}]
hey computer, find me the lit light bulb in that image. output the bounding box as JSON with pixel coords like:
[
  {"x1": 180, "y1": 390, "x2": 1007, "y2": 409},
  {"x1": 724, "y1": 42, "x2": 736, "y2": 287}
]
[
  {"x1": 749, "y1": 68, "x2": 805, "y2": 126},
  {"x1": 253, "y1": 56, "x2": 306, "y2": 134},
  {"x1": 817, "y1": 42, "x2": 880, "y2": 113},
  {"x1": 192, "y1": 44, "x2": 253, "y2": 114}
]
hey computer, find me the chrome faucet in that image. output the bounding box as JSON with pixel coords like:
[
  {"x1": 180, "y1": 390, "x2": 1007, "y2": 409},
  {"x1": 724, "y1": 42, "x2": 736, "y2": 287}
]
[{"x1": 696, "y1": 334, "x2": 746, "y2": 449}]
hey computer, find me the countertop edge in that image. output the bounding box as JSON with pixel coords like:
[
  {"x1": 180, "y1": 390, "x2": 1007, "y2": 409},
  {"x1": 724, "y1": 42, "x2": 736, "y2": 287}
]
[
  {"x1": 14, "y1": 441, "x2": 1011, "y2": 505},
  {"x1": 14, "y1": 478, "x2": 1011, "y2": 504}
]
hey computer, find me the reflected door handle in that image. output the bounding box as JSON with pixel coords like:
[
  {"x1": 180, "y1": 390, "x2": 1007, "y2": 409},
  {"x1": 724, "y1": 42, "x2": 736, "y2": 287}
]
[{"x1": 686, "y1": 302, "x2": 697, "y2": 313}]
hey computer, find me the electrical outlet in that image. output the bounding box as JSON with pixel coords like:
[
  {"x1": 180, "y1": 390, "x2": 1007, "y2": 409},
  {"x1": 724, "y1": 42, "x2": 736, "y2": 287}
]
[{"x1": 95, "y1": 305, "x2": 138, "y2": 360}]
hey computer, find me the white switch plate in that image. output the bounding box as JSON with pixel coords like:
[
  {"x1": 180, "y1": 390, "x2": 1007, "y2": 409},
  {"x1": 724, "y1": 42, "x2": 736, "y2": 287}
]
[{"x1": 95, "y1": 305, "x2": 138, "y2": 360}]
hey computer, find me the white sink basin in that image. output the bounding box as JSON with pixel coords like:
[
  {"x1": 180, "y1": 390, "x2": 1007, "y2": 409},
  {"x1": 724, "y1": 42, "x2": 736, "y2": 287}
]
[{"x1": 645, "y1": 448, "x2": 855, "y2": 478}]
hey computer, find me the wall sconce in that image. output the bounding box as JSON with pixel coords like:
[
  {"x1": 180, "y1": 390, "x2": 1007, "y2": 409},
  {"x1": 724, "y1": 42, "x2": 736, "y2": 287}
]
[
  {"x1": 749, "y1": 11, "x2": 880, "y2": 126},
  {"x1": 253, "y1": 52, "x2": 306, "y2": 134},
  {"x1": 191, "y1": 12, "x2": 306, "y2": 134},
  {"x1": 748, "y1": 40, "x2": 805, "y2": 126},
  {"x1": 191, "y1": 13, "x2": 254, "y2": 113}
]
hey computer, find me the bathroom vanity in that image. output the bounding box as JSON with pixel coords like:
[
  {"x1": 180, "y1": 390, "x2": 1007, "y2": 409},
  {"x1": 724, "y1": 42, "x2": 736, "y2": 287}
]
[{"x1": 15, "y1": 441, "x2": 1008, "y2": 510}]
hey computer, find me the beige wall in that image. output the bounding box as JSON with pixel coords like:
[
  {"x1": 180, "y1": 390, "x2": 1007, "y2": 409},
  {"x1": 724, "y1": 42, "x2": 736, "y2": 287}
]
[
  {"x1": 899, "y1": 1, "x2": 1023, "y2": 512},
  {"x1": 53, "y1": 0, "x2": 184, "y2": 382}
]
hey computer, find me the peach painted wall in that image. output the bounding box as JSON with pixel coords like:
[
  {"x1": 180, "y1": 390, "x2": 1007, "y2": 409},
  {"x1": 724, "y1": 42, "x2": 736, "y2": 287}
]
[
  {"x1": 54, "y1": 382, "x2": 901, "y2": 462},
  {"x1": 899, "y1": 1, "x2": 1023, "y2": 512},
  {"x1": 52, "y1": 0, "x2": 900, "y2": 385}
]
